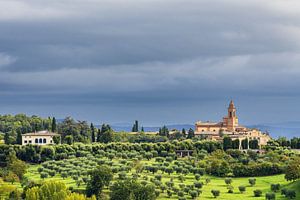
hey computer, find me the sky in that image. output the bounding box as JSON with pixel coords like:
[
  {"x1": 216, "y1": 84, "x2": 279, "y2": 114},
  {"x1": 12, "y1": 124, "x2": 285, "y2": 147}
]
[{"x1": 1, "y1": 0, "x2": 300, "y2": 126}]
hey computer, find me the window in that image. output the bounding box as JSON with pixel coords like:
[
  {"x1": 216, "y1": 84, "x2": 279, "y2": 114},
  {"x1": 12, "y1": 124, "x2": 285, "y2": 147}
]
[
  {"x1": 213, "y1": 129, "x2": 216, "y2": 132},
  {"x1": 24, "y1": 140, "x2": 27, "y2": 143},
  {"x1": 43, "y1": 138, "x2": 46, "y2": 143},
  {"x1": 50, "y1": 140, "x2": 53, "y2": 143},
  {"x1": 39, "y1": 138, "x2": 43, "y2": 143},
  {"x1": 35, "y1": 138, "x2": 38, "y2": 143},
  {"x1": 29, "y1": 140, "x2": 32, "y2": 144}
]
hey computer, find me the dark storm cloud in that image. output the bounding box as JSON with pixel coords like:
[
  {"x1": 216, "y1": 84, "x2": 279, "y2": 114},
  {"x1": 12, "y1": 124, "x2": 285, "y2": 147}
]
[{"x1": 1, "y1": 0, "x2": 300, "y2": 124}]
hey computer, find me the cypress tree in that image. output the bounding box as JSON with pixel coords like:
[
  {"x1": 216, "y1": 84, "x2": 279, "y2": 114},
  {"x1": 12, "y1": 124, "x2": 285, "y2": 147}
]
[
  {"x1": 182, "y1": 128, "x2": 186, "y2": 136},
  {"x1": 135, "y1": 120, "x2": 139, "y2": 132},
  {"x1": 51, "y1": 117, "x2": 57, "y2": 132},
  {"x1": 141, "y1": 126, "x2": 144, "y2": 132},
  {"x1": 96, "y1": 129, "x2": 101, "y2": 142},
  {"x1": 91, "y1": 123, "x2": 95, "y2": 143},
  {"x1": 4, "y1": 132, "x2": 10, "y2": 145},
  {"x1": 16, "y1": 130, "x2": 22, "y2": 145}
]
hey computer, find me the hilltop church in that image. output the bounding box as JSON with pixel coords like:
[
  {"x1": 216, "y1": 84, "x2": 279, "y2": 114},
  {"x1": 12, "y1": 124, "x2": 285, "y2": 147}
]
[{"x1": 195, "y1": 101, "x2": 271, "y2": 148}]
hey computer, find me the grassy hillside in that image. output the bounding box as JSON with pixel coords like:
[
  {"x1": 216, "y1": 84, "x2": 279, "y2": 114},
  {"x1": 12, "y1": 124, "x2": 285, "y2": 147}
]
[{"x1": 20, "y1": 162, "x2": 299, "y2": 200}]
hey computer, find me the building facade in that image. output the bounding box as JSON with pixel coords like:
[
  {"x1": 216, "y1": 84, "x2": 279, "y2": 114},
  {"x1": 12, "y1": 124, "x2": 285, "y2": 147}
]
[
  {"x1": 22, "y1": 130, "x2": 60, "y2": 145},
  {"x1": 195, "y1": 101, "x2": 271, "y2": 148}
]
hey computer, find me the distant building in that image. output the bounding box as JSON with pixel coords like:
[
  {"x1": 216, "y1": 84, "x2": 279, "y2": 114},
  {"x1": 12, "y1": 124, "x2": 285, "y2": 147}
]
[
  {"x1": 22, "y1": 130, "x2": 60, "y2": 145},
  {"x1": 195, "y1": 100, "x2": 271, "y2": 149}
]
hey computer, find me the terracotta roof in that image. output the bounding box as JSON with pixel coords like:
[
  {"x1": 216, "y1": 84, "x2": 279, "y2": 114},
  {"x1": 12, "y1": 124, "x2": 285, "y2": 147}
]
[{"x1": 23, "y1": 130, "x2": 60, "y2": 136}]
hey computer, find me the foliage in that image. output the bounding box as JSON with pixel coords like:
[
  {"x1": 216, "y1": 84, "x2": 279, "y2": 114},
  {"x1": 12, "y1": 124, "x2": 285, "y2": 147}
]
[
  {"x1": 86, "y1": 165, "x2": 113, "y2": 198},
  {"x1": 285, "y1": 158, "x2": 300, "y2": 182},
  {"x1": 253, "y1": 189, "x2": 262, "y2": 197}
]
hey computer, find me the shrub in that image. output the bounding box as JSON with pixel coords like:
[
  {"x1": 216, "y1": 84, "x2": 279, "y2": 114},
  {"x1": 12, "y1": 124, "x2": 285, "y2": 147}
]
[
  {"x1": 271, "y1": 184, "x2": 280, "y2": 192},
  {"x1": 249, "y1": 178, "x2": 256, "y2": 186},
  {"x1": 155, "y1": 190, "x2": 160, "y2": 197},
  {"x1": 194, "y1": 181, "x2": 203, "y2": 189},
  {"x1": 205, "y1": 178, "x2": 211, "y2": 185},
  {"x1": 195, "y1": 174, "x2": 201, "y2": 181},
  {"x1": 178, "y1": 175, "x2": 185, "y2": 182},
  {"x1": 253, "y1": 189, "x2": 262, "y2": 197},
  {"x1": 190, "y1": 190, "x2": 198, "y2": 199},
  {"x1": 266, "y1": 192, "x2": 275, "y2": 200},
  {"x1": 225, "y1": 178, "x2": 232, "y2": 185},
  {"x1": 40, "y1": 172, "x2": 48, "y2": 179},
  {"x1": 211, "y1": 190, "x2": 220, "y2": 198},
  {"x1": 61, "y1": 172, "x2": 68, "y2": 179},
  {"x1": 178, "y1": 191, "x2": 184, "y2": 197},
  {"x1": 227, "y1": 185, "x2": 234, "y2": 193},
  {"x1": 238, "y1": 186, "x2": 246, "y2": 193},
  {"x1": 37, "y1": 167, "x2": 44, "y2": 173},
  {"x1": 167, "y1": 190, "x2": 172, "y2": 198},
  {"x1": 155, "y1": 174, "x2": 162, "y2": 181},
  {"x1": 281, "y1": 188, "x2": 287, "y2": 196},
  {"x1": 285, "y1": 190, "x2": 296, "y2": 199},
  {"x1": 48, "y1": 170, "x2": 56, "y2": 177}
]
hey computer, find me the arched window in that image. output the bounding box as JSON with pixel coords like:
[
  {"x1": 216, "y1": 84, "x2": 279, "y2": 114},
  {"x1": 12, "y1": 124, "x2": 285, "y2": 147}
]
[
  {"x1": 43, "y1": 138, "x2": 46, "y2": 143},
  {"x1": 39, "y1": 138, "x2": 43, "y2": 143},
  {"x1": 35, "y1": 138, "x2": 38, "y2": 143}
]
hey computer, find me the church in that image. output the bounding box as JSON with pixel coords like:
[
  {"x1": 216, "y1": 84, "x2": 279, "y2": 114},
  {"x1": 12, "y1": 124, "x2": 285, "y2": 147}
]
[{"x1": 195, "y1": 101, "x2": 271, "y2": 148}]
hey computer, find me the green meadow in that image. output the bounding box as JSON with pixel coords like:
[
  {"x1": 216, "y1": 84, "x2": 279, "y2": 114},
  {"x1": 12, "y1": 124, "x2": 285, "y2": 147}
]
[{"x1": 20, "y1": 158, "x2": 299, "y2": 200}]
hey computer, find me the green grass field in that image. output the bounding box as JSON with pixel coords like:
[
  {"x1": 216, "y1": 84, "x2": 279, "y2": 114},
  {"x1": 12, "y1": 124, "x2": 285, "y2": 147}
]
[{"x1": 20, "y1": 159, "x2": 300, "y2": 200}]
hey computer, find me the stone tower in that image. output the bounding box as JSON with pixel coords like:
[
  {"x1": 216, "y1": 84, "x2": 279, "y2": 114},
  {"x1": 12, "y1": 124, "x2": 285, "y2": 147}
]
[{"x1": 226, "y1": 100, "x2": 239, "y2": 131}]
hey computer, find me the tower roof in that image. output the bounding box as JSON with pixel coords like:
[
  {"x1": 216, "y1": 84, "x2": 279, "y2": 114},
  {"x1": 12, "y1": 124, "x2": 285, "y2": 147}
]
[{"x1": 229, "y1": 100, "x2": 235, "y2": 109}]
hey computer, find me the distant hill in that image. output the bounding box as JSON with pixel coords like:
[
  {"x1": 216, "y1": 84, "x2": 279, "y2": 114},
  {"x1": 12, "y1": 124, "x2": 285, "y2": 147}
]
[{"x1": 248, "y1": 121, "x2": 300, "y2": 139}]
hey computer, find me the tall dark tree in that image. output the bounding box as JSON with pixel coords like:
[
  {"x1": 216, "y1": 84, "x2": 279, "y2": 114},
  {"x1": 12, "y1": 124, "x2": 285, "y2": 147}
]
[
  {"x1": 51, "y1": 117, "x2": 57, "y2": 132},
  {"x1": 141, "y1": 126, "x2": 144, "y2": 132},
  {"x1": 223, "y1": 136, "x2": 232, "y2": 151},
  {"x1": 249, "y1": 139, "x2": 259, "y2": 149},
  {"x1": 131, "y1": 120, "x2": 139, "y2": 132},
  {"x1": 241, "y1": 138, "x2": 249, "y2": 149},
  {"x1": 97, "y1": 124, "x2": 113, "y2": 143},
  {"x1": 159, "y1": 126, "x2": 169, "y2": 137},
  {"x1": 187, "y1": 128, "x2": 195, "y2": 139},
  {"x1": 96, "y1": 129, "x2": 101, "y2": 142},
  {"x1": 91, "y1": 123, "x2": 95, "y2": 143},
  {"x1": 16, "y1": 130, "x2": 22, "y2": 145},
  {"x1": 232, "y1": 139, "x2": 240, "y2": 149},
  {"x1": 182, "y1": 128, "x2": 186, "y2": 137}
]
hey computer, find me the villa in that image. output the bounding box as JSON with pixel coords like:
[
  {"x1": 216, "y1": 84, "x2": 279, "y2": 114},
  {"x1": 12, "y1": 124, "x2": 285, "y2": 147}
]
[{"x1": 22, "y1": 130, "x2": 60, "y2": 145}]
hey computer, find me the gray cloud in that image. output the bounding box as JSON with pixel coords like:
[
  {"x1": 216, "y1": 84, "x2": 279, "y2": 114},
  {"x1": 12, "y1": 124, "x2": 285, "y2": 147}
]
[{"x1": 0, "y1": 0, "x2": 300, "y2": 124}]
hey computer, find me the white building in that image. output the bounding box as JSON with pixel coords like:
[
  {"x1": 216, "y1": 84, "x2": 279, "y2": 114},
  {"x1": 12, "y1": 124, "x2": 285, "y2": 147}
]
[{"x1": 22, "y1": 130, "x2": 60, "y2": 145}]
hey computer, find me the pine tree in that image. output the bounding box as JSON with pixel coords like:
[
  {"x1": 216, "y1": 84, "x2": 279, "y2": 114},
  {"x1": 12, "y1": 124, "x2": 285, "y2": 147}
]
[
  {"x1": 51, "y1": 117, "x2": 57, "y2": 132},
  {"x1": 141, "y1": 126, "x2": 144, "y2": 132},
  {"x1": 91, "y1": 123, "x2": 95, "y2": 143}
]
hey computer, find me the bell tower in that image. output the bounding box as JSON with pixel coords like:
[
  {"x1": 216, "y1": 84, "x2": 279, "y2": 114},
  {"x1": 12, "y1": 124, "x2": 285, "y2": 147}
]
[{"x1": 226, "y1": 100, "x2": 239, "y2": 131}]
